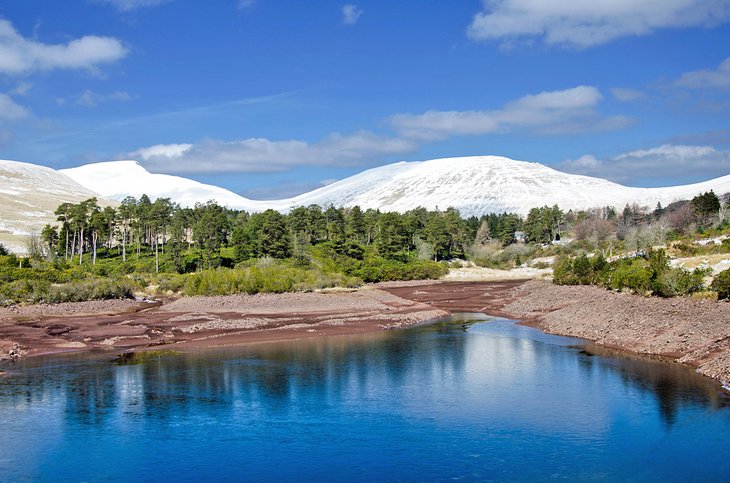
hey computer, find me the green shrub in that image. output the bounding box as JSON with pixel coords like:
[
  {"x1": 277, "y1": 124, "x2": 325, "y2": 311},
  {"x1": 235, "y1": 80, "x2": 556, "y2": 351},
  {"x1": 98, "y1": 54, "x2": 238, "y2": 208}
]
[
  {"x1": 605, "y1": 258, "x2": 652, "y2": 293},
  {"x1": 351, "y1": 257, "x2": 447, "y2": 282},
  {"x1": 711, "y1": 268, "x2": 730, "y2": 300},
  {"x1": 555, "y1": 248, "x2": 708, "y2": 297},
  {"x1": 0, "y1": 277, "x2": 135, "y2": 305},
  {"x1": 653, "y1": 267, "x2": 705, "y2": 297},
  {"x1": 179, "y1": 261, "x2": 363, "y2": 296}
]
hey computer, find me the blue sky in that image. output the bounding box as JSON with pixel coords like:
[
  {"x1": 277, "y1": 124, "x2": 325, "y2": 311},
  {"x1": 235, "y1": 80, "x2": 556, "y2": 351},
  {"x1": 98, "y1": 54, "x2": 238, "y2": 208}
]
[{"x1": 1, "y1": 0, "x2": 730, "y2": 198}]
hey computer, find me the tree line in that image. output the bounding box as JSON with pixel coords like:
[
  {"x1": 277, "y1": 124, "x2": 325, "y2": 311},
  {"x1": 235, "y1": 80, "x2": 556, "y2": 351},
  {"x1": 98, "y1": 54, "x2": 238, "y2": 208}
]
[{"x1": 40, "y1": 197, "x2": 543, "y2": 273}]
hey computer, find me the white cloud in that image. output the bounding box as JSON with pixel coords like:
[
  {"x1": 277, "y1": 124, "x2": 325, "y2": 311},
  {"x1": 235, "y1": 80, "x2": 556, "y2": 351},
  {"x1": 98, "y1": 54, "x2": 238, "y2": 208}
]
[
  {"x1": 0, "y1": 19, "x2": 127, "y2": 75},
  {"x1": 676, "y1": 57, "x2": 730, "y2": 89},
  {"x1": 0, "y1": 94, "x2": 30, "y2": 121},
  {"x1": 72, "y1": 89, "x2": 133, "y2": 107},
  {"x1": 342, "y1": 4, "x2": 363, "y2": 25},
  {"x1": 95, "y1": 0, "x2": 172, "y2": 11},
  {"x1": 610, "y1": 87, "x2": 646, "y2": 102},
  {"x1": 130, "y1": 143, "x2": 193, "y2": 159},
  {"x1": 390, "y1": 86, "x2": 631, "y2": 140},
  {"x1": 131, "y1": 131, "x2": 416, "y2": 174},
  {"x1": 467, "y1": 0, "x2": 730, "y2": 48},
  {"x1": 11, "y1": 81, "x2": 32, "y2": 96},
  {"x1": 560, "y1": 144, "x2": 730, "y2": 183}
]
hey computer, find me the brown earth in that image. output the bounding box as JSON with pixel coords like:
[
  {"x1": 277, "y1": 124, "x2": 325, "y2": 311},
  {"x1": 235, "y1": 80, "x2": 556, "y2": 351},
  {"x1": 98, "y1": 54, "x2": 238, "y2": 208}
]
[{"x1": 0, "y1": 287, "x2": 447, "y2": 361}]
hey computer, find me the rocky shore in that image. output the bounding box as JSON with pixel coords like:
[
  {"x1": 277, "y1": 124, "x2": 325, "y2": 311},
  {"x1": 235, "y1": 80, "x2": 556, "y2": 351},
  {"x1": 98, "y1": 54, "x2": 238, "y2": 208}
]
[
  {"x1": 382, "y1": 281, "x2": 730, "y2": 387},
  {"x1": 501, "y1": 280, "x2": 730, "y2": 385}
]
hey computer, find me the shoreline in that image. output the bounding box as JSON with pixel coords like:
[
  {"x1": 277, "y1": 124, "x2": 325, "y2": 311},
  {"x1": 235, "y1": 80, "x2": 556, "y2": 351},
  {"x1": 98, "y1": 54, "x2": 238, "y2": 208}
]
[
  {"x1": 2, "y1": 280, "x2": 729, "y2": 388},
  {"x1": 0, "y1": 286, "x2": 449, "y2": 361}
]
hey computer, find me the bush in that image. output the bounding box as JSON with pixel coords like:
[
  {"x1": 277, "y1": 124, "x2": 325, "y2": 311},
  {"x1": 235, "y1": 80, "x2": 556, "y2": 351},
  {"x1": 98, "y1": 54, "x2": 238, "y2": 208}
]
[
  {"x1": 352, "y1": 257, "x2": 447, "y2": 283},
  {"x1": 553, "y1": 254, "x2": 607, "y2": 286},
  {"x1": 555, "y1": 249, "x2": 709, "y2": 297},
  {"x1": 605, "y1": 258, "x2": 652, "y2": 293},
  {"x1": 179, "y1": 261, "x2": 363, "y2": 296},
  {"x1": 711, "y1": 268, "x2": 730, "y2": 300},
  {"x1": 653, "y1": 267, "x2": 705, "y2": 297},
  {"x1": 0, "y1": 277, "x2": 136, "y2": 305}
]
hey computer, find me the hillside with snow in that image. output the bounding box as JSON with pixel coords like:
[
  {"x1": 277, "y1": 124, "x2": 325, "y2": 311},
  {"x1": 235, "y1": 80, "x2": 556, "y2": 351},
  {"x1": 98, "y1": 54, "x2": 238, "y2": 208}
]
[
  {"x1": 61, "y1": 156, "x2": 730, "y2": 217},
  {"x1": 2, "y1": 154, "x2": 729, "y2": 253},
  {"x1": 0, "y1": 160, "x2": 108, "y2": 253},
  {"x1": 60, "y1": 161, "x2": 269, "y2": 212}
]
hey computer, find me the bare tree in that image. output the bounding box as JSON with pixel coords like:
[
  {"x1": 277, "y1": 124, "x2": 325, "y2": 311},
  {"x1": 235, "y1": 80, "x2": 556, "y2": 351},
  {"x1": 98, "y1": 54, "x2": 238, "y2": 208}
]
[{"x1": 667, "y1": 204, "x2": 694, "y2": 234}]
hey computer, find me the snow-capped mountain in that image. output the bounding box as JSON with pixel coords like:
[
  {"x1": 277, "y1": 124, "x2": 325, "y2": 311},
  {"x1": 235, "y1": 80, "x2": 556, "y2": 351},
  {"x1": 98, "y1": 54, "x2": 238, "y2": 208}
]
[
  {"x1": 280, "y1": 156, "x2": 730, "y2": 216},
  {"x1": 61, "y1": 156, "x2": 730, "y2": 217},
  {"x1": 60, "y1": 160, "x2": 268, "y2": 211},
  {"x1": 0, "y1": 160, "x2": 107, "y2": 253}
]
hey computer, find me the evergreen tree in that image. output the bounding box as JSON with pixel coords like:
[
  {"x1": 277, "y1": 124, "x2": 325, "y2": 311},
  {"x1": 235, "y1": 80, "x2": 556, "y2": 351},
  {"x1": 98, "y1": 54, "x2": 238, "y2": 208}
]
[{"x1": 691, "y1": 190, "x2": 721, "y2": 228}]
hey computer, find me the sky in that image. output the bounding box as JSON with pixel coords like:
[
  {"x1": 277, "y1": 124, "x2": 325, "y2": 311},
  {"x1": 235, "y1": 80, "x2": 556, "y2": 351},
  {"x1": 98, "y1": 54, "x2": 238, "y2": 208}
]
[{"x1": 1, "y1": 0, "x2": 730, "y2": 199}]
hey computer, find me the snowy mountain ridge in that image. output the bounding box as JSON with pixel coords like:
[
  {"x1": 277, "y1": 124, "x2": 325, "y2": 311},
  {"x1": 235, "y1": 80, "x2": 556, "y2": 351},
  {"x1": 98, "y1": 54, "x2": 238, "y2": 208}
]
[
  {"x1": 60, "y1": 155, "x2": 730, "y2": 217},
  {"x1": 0, "y1": 160, "x2": 108, "y2": 253}
]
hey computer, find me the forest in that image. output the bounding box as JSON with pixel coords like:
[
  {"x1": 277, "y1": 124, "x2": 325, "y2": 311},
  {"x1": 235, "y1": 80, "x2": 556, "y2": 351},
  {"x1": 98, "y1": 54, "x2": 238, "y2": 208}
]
[{"x1": 1, "y1": 189, "x2": 729, "y2": 304}]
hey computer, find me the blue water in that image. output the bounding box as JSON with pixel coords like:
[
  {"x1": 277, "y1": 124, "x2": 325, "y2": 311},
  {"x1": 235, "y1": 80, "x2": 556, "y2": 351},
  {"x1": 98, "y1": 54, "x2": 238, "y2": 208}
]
[{"x1": 1, "y1": 313, "x2": 729, "y2": 481}]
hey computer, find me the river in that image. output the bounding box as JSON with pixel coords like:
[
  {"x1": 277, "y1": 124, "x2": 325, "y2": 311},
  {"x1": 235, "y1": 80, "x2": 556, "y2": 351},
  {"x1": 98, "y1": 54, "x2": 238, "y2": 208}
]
[{"x1": 1, "y1": 313, "x2": 729, "y2": 481}]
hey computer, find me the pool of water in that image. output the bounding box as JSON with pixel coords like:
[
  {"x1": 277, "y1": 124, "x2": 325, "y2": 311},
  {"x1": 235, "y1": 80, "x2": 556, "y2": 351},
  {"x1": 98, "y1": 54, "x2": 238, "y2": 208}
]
[{"x1": 1, "y1": 313, "x2": 729, "y2": 481}]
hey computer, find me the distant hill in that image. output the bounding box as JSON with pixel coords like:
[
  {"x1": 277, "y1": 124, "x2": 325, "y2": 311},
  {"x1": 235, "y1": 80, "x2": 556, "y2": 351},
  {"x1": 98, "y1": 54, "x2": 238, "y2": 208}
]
[
  {"x1": 62, "y1": 155, "x2": 730, "y2": 217},
  {"x1": 0, "y1": 160, "x2": 108, "y2": 253},
  {"x1": 2, "y1": 155, "x2": 730, "y2": 254}
]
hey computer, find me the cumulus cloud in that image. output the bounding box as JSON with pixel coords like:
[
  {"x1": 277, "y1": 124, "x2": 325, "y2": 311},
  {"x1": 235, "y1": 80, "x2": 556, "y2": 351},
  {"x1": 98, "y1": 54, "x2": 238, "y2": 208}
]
[
  {"x1": 72, "y1": 89, "x2": 133, "y2": 107},
  {"x1": 342, "y1": 4, "x2": 363, "y2": 25},
  {"x1": 130, "y1": 143, "x2": 193, "y2": 159},
  {"x1": 467, "y1": 0, "x2": 730, "y2": 48},
  {"x1": 131, "y1": 131, "x2": 416, "y2": 174},
  {"x1": 390, "y1": 86, "x2": 631, "y2": 140},
  {"x1": 676, "y1": 57, "x2": 730, "y2": 89},
  {"x1": 0, "y1": 19, "x2": 127, "y2": 75},
  {"x1": 560, "y1": 144, "x2": 730, "y2": 183},
  {"x1": 610, "y1": 87, "x2": 646, "y2": 102},
  {"x1": 0, "y1": 94, "x2": 30, "y2": 120},
  {"x1": 95, "y1": 0, "x2": 172, "y2": 11}
]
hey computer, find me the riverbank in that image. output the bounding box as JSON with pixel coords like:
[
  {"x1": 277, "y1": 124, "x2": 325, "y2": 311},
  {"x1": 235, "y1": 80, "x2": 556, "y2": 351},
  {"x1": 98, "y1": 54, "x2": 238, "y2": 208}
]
[
  {"x1": 2, "y1": 280, "x2": 730, "y2": 389},
  {"x1": 0, "y1": 287, "x2": 447, "y2": 360},
  {"x1": 502, "y1": 280, "x2": 730, "y2": 385},
  {"x1": 381, "y1": 281, "x2": 730, "y2": 387}
]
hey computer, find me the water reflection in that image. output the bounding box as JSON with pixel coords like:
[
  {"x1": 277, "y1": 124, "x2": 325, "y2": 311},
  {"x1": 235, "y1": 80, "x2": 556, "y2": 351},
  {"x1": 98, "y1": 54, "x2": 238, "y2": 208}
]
[{"x1": 0, "y1": 314, "x2": 729, "y2": 481}]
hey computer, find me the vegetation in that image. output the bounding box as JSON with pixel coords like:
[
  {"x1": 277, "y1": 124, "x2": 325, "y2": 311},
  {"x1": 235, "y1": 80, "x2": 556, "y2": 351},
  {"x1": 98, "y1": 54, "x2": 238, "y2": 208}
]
[
  {"x1": 711, "y1": 269, "x2": 730, "y2": 300},
  {"x1": 553, "y1": 249, "x2": 708, "y2": 297},
  {"x1": 2, "y1": 186, "x2": 728, "y2": 305}
]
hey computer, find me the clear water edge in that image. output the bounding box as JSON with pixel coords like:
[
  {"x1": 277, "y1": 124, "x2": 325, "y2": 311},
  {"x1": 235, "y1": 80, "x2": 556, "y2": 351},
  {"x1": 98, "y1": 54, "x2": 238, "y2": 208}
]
[{"x1": 1, "y1": 313, "x2": 729, "y2": 481}]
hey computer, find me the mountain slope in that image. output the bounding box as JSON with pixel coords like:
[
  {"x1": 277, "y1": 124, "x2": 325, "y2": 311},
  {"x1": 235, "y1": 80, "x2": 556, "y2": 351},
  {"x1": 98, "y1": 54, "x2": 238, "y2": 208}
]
[
  {"x1": 60, "y1": 161, "x2": 267, "y2": 212},
  {"x1": 60, "y1": 156, "x2": 730, "y2": 218},
  {"x1": 283, "y1": 156, "x2": 730, "y2": 216},
  {"x1": 0, "y1": 160, "x2": 106, "y2": 253}
]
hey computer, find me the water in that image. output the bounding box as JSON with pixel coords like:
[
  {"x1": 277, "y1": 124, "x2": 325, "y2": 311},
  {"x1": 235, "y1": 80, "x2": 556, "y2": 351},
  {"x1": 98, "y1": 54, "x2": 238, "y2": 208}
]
[{"x1": 1, "y1": 313, "x2": 729, "y2": 481}]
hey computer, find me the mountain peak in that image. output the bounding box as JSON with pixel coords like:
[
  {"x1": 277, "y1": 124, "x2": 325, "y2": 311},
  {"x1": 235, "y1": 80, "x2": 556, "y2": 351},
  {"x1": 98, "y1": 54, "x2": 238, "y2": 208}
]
[{"x1": 58, "y1": 155, "x2": 730, "y2": 217}]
